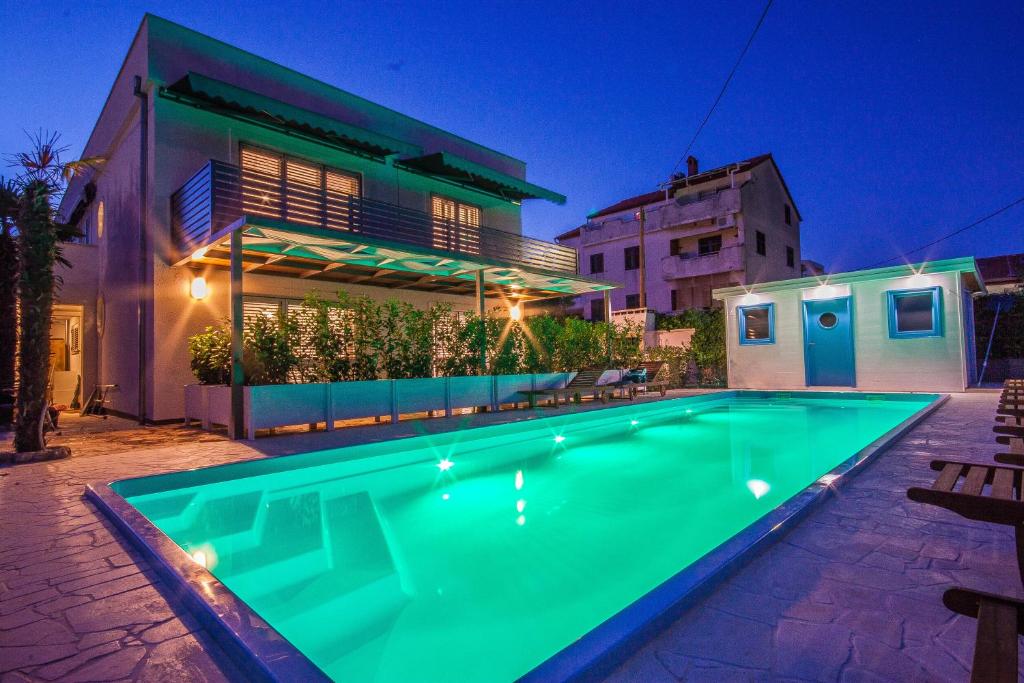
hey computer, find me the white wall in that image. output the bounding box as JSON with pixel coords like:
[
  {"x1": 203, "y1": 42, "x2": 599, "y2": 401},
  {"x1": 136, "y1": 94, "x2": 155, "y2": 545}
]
[{"x1": 724, "y1": 270, "x2": 970, "y2": 392}]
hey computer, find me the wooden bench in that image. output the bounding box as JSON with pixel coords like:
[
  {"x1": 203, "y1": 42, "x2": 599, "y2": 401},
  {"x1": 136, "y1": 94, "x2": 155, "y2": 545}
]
[
  {"x1": 517, "y1": 370, "x2": 609, "y2": 409},
  {"x1": 944, "y1": 587, "x2": 1024, "y2": 683},
  {"x1": 907, "y1": 459, "x2": 1024, "y2": 584}
]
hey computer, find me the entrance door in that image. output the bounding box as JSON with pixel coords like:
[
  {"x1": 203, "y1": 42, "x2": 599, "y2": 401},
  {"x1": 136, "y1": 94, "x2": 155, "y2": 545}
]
[{"x1": 802, "y1": 297, "x2": 855, "y2": 387}]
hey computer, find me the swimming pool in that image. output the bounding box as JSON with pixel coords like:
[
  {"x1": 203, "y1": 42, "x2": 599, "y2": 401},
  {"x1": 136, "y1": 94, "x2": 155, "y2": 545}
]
[{"x1": 91, "y1": 391, "x2": 941, "y2": 681}]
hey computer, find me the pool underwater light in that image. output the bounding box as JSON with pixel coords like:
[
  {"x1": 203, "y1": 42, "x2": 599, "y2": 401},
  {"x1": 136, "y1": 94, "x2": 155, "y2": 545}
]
[
  {"x1": 437, "y1": 458, "x2": 454, "y2": 472},
  {"x1": 746, "y1": 479, "x2": 770, "y2": 500},
  {"x1": 553, "y1": 435, "x2": 565, "y2": 444}
]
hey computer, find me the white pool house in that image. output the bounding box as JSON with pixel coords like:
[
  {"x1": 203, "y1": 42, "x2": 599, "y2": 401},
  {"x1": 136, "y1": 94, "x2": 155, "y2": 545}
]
[{"x1": 713, "y1": 257, "x2": 986, "y2": 393}]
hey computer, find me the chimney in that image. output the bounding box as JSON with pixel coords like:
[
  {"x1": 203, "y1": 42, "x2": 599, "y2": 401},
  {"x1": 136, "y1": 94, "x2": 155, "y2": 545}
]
[{"x1": 686, "y1": 156, "x2": 699, "y2": 176}]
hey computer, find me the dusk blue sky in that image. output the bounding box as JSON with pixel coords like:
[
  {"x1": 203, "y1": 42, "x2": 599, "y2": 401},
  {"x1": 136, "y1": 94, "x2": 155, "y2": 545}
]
[{"x1": 3, "y1": 1, "x2": 1022, "y2": 271}]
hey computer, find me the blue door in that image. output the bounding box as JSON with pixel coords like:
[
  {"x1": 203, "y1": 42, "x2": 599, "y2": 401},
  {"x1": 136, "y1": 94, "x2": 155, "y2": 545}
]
[{"x1": 803, "y1": 297, "x2": 855, "y2": 387}]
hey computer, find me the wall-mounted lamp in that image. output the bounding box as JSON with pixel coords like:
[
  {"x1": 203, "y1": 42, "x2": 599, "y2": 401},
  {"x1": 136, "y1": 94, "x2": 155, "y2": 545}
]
[
  {"x1": 191, "y1": 246, "x2": 208, "y2": 261},
  {"x1": 190, "y1": 276, "x2": 209, "y2": 300},
  {"x1": 509, "y1": 303, "x2": 522, "y2": 322}
]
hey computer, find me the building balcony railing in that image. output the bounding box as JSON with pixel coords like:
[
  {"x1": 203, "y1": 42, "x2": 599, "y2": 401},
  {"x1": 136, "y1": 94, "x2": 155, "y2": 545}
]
[
  {"x1": 660, "y1": 244, "x2": 743, "y2": 280},
  {"x1": 170, "y1": 160, "x2": 578, "y2": 274}
]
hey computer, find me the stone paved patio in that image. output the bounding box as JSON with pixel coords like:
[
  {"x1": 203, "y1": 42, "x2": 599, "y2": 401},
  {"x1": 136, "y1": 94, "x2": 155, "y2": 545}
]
[{"x1": 0, "y1": 391, "x2": 1016, "y2": 681}]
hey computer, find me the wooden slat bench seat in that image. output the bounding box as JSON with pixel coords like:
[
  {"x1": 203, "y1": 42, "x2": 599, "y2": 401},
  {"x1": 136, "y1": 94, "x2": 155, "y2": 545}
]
[
  {"x1": 943, "y1": 587, "x2": 1024, "y2": 683},
  {"x1": 907, "y1": 459, "x2": 1024, "y2": 584},
  {"x1": 517, "y1": 370, "x2": 609, "y2": 409}
]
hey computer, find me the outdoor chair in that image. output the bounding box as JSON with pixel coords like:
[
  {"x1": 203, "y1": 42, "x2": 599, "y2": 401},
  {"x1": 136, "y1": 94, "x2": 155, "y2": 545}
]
[
  {"x1": 943, "y1": 587, "x2": 1024, "y2": 683},
  {"x1": 517, "y1": 370, "x2": 610, "y2": 409},
  {"x1": 609, "y1": 361, "x2": 671, "y2": 400},
  {"x1": 907, "y1": 459, "x2": 1024, "y2": 585}
]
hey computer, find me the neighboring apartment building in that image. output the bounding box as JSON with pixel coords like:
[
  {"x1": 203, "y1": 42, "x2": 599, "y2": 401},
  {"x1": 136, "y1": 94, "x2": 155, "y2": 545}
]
[
  {"x1": 556, "y1": 154, "x2": 802, "y2": 320},
  {"x1": 57, "y1": 14, "x2": 609, "y2": 424}
]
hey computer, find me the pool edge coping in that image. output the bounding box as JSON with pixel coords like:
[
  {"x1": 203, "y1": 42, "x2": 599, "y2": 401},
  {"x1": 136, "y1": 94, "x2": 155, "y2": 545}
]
[
  {"x1": 83, "y1": 390, "x2": 948, "y2": 683},
  {"x1": 520, "y1": 392, "x2": 951, "y2": 682},
  {"x1": 84, "y1": 482, "x2": 332, "y2": 683}
]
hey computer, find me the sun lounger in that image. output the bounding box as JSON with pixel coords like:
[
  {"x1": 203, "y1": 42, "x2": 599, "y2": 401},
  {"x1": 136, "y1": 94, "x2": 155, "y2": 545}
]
[
  {"x1": 907, "y1": 459, "x2": 1024, "y2": 584},
  {"x1": 609, "y1": 361, "x2": 671, "y2": 400},
  {"x1": 517, "y1": 370, "x2": 610, "y2": 409},
  {"x1": 943, "y1": 587, "x2": 1024, "y2": 683}
]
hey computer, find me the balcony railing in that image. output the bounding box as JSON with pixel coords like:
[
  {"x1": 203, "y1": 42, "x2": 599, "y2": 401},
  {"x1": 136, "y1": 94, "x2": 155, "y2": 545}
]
[
  {"x1": 171, "y1": 160, "x2": 578, "y2": 274},
  {"x1": 661, "y1": 244, "x2": 742, "y2": 280}
]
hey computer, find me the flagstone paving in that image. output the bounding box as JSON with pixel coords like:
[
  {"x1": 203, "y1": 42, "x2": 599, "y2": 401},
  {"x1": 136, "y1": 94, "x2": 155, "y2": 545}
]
[{"x1": 0, "y1": 391, "x2": 1016, "y2": 681}]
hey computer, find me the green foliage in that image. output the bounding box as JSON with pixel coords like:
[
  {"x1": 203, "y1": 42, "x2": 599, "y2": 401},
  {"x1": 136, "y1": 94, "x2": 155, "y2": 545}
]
[
  {"x1": 644, "y1": 345, "x2": 689, "y2": 387},
  {"x1": 186, "y1": 292, "x2": 692, "y2": 386},
  {"x1": 188, "y1": 326, "x2": 231, "y2": 385},
  {"x1": 522, "y1": 314, "x2": 560, "y2": 373},
  {"x1": 349, "y1": 295, "x2": 381, "y2": 381},
  {"x1": 12, "y1": 133, "x2": 83, "y2": 452},
  {"x1": 302, "y1": 292, "x2": 351, "y2": 382},
  {"x1": 687, "y1": 308, "x2": 727, "y2": 385},
  {"x1": 558, "y1": 317, "x2": 605, "y2": 371},
  {"x1": 0, "y1": 178, "x2": 19, "y2": 401},
  {"x1": 243, "y1": 310, "x2": 300, "y2": 385}
]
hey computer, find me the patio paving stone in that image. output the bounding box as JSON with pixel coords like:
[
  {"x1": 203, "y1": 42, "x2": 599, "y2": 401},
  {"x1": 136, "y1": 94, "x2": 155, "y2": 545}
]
[{"x1": 1, "y1": 390, "x2": 1019, "y2": 681}]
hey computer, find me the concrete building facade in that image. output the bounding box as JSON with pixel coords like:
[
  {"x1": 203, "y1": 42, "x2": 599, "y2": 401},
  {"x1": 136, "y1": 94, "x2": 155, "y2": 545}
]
[
  {"x1": 556, "y1": 155, "x2": 802, "y2": 320},
  {"x1": 57, "y1": 14, "x2": 607, "y2": 424}
]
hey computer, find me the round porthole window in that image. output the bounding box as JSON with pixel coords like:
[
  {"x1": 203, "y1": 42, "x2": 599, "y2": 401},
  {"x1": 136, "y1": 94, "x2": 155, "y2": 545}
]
[{"x1": 818, "y1": 312, "x2": 838, "y2": 329}]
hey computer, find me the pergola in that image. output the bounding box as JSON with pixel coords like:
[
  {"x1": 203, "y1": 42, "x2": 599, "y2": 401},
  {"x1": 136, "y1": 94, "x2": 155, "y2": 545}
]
[{"x1": 185, "y1": 218, "x2": 617, "y2": 438}]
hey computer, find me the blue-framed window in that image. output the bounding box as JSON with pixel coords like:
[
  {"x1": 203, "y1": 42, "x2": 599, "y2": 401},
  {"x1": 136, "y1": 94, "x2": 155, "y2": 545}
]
[
  {"x1": 887, "y1": 287, "x2": 943, "y2": 338},
  {"x1": 738, "y1": 303, "x2": 775, "y2": 345}
]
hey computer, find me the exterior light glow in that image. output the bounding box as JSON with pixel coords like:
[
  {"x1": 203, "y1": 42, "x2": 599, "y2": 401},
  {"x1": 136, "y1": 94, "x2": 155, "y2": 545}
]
[
  {"x1": 747, "y1": 479, "x2": 770, "y2": 500},
  {"x1": 437, "y1": 458, "x2": 454, "y2": 472},
  {"x1": 190, "y1": 276, "x2": 209, "y2": 300},
  {"x1": 509, "y1": 303, "x2": 522, "y2": 322},
  {"x1": 553, "y1": 435, "x2": 565, "y2": 444}
]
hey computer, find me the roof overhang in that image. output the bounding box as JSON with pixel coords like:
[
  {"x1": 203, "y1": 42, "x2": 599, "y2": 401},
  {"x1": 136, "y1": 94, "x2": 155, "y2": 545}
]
[
  {"x1": 182, "y1": 216, "x2": 615, "y2": 301},
  {"x1": 712, "y1": 257, "x2": 986, "y2": 300},
  {"x1": 396, "y1": 152, "x2": 566, "y2": 205},
  {"x1": 162, "y1": 72, "x2": 422, "y2": 159}
]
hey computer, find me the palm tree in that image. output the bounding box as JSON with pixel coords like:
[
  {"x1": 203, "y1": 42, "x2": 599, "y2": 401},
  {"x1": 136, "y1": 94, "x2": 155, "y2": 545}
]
[
  {"x1": 0, "y1": 178, "x2": 18, "y2": 428},
  {"x1": 10, "y1": 133, "x2": 81, "y2": 452}
]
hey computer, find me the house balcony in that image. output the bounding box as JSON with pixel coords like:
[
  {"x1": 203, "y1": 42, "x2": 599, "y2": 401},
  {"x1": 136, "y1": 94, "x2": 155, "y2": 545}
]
[
  {"x1": 660, "y1": 245, "x2": 743, "y2": 281},
  {"x1": 170, "y1": 160, "x2": 578, "y2": 275}
]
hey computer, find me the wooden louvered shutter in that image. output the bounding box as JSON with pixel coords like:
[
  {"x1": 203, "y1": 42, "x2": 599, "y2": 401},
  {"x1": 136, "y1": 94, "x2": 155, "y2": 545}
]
[
  {"x1": 284, "y1": 158, "x2": 323, "y2": 226},
  {"x1": 431, "y1": 196, "x2": 456, "y2": 250},
  {"x1": 240, "y1": 147, "x2": 283, "y2": 218},
  {"x1": 325, "y1": 170, "x2": 360, "y2": 231}
]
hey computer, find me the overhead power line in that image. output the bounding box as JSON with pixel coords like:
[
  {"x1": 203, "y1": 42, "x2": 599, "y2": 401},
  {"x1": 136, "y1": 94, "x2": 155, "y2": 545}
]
[
  {"x1": 669, "y1": 0, "x2": 775, "y2": 176},
  {"x1": 863, "y1": 195, "x2": 1024, "y2": 269}
]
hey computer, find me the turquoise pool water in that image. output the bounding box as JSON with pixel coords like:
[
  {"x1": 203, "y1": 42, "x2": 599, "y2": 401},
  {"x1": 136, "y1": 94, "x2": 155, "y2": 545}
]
[{"x1": 114, "y1": 392, "x2": 935, "y2": 681}]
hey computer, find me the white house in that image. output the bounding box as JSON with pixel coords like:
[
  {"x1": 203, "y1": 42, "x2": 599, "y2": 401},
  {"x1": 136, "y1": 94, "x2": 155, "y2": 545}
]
[{"x1": 712, "y1": 257, "x2": 985, "y2": 393}]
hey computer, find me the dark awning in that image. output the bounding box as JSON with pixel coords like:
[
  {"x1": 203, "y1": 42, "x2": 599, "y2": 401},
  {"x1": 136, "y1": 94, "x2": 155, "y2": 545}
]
[
  {"x1": 164, "y1": 72, "x2": 421, "y2": 158},
  {"x1": 397, "y1": 152, "x2": 566, "y2": 205}
]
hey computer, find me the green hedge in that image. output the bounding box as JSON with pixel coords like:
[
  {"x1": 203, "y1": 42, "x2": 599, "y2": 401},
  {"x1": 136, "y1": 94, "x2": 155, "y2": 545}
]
[{"x1": 188, "y1": 290, "x2": 648, "y2": 385}]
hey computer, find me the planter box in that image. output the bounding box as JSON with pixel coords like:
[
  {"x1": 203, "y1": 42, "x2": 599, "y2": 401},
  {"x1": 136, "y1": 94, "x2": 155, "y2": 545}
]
[{"x1": 186, "y1": 373, "x2": 578, "y2": 439}]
